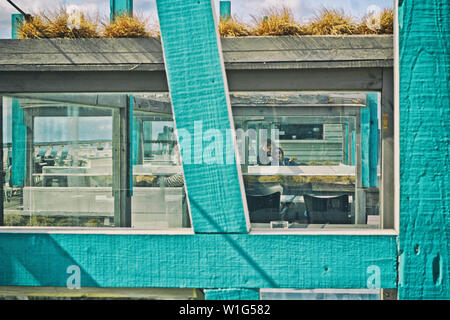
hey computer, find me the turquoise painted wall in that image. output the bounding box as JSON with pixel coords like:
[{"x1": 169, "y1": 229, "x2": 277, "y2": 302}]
[
  {"x1": 0, "y1": 233, "x2": 397, "y2": 289},
  {"x1": 398, "y1": 0, "x2": 449, "y2": 299}
]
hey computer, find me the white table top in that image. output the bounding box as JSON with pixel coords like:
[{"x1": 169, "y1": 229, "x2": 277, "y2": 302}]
[{"x1": 244, "y1": 165, "x2": 355, "y2": 176}]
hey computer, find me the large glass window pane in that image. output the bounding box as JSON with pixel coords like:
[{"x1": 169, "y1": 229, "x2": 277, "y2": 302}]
[
  {"x1": 131, "y1": 95, "x2": 190, "y2": 228},
  {"x1": 2, "y1": 93, "x2": 191, "y2": 229},
  {"x1": 2, "y1": 95, "x2": 114, "y2": 227},
  {"x1": 232, "y1": 91, "x2": 382, "y2": 230}
]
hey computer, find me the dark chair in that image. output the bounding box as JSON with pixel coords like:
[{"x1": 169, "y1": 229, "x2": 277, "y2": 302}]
[
  {"x1": 303, "y1": 194, "x2": 351, "y2": 224},
  {"x1": 246, "y1": 184, "x2": 283, "y2": 223}
]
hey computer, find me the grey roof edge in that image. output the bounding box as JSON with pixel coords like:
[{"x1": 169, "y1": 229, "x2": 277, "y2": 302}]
[{"x1": 0, "y1": 36, "x2": 393, "y2": 71}]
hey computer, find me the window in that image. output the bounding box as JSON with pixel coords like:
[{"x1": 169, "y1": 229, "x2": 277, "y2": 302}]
[
  {"x1": 232, "y1": 91, "x2": 383, "y2": 230},
  {"x1": 2, "y1": 93, "x2": 191, "y2": 229}
]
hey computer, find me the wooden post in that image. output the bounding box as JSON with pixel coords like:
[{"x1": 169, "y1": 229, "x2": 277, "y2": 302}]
[
  {"x1": 367, "y1": 92, "x2": 379, "y2": 187},
  {"x1": 219, "y1": 1, "x2": 231, "y2": 20},
  {"x1": 11, "y1": 99, "x2": 26, "y2": 187},
  {"x1": 361, "y1": 103, "x2": 370, "y2": 187},
  {"x1": 156, "y1": 0, "x2": 249, "y2": 233},
  {"x1": 11, "y1": 14, "x2": 24, "y2": 39},
  {"x1": 11, "y1": 15, "x2": 26, "y2": 188},
  {"x1": 110, "y1": 0, "x2": 133, "y2": 22}
]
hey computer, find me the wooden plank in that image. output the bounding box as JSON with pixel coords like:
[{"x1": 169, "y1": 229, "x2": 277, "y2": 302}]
[
  {"x1": 230, "y1": 92, "x2": 366, "y2": 107},
  {"x1": 204, "y1": 288, "x2": 260, "y2": 300},
  {"x1": 381, "y1": 68, "x2": 394, "y2": 230},
  {"x1": 0, "y1": 286, "x2": 203, "y2": 300},
  {"x1": 0, "y1": 38, "x2": 163, "y2": 53},
  {"x1": 367, "y1": 93, "x2": 379, "y2": 187},
  {"x1": 0, "y1": 232, "x2": 398, "y2": 289},
  {"x1": 221, "y1": 35, "x2": 394, "y2": 51},
  {"x1": 156, "y1": 0, "x2": 248, "y2": 233},
  {"x1": 0, "y1": 60, "x2": 392, "y2": 72},
  {"x1": 361, "y1": 102, "x2": 370, "y2": 187},
  {"x1": 223, "y1": 49, "x2": 393, "y2": 63},
  {"x1": 11, "y1": 99, "x2": 26, "y2": 187},
  {"x1": 0, "y1": 52, "x2": 164, "y2": 65},
  {"x1": 398, "y1": 0, "x2": 449, "y2": 300},
  {"x1": 0, "y1": 37, "x2": 393, "y2": 71},
  {"x1": 11, "y1": 14, "x2": 24, "y2": 40}
]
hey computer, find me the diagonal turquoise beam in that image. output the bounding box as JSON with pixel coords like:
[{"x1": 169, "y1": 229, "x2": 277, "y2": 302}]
[{"x1": 156, "y1": 0, "x2": 249, "y2": 233}]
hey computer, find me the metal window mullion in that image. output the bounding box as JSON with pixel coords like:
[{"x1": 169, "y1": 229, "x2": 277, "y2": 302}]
[
  {"x1": 381, "y1": 68, "x2": 394, "y2": 229},
  {"x1": 113, "y1": 103, "x2": 131, "y2": 227}
]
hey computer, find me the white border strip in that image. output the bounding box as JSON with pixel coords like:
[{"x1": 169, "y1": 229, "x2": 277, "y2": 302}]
[
  {"x1": 394, "y1": 0, "x2": 400, "y2": 234},
  {"x1": 0, "y1": 227, "x2": 397, "y2": 236}
]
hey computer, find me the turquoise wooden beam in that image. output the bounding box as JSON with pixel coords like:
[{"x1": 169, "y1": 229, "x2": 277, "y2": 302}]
[
  {"x1": 398, "y1": 0, "x2": 450, "y2": 300},
  {"x1": 0, "y1": 233, "x2": 397, "y2": 289},
  {"x1": 11, "y1": 100, "x2": 26, "y2": 187},
  {"x1": 11, "y1": 14, "x2": 24, "y2": 39},
  {"x1": 219, "y1": 1, "x2": 231, "y2": 20},
  {"x1": 351, "y1": 130, "x2": 356, "y2": 166},
  {"x1": 156, "y1": 0, "x2": 248, "y2": 233},
  {"x1": 204, "y1": 288, "x2": 260, "y2": 300},
  {"x1": 361, "y1": 102, "x2": 370, "y2": 187},
  {"x1": 367, "y1": 93, "x2": 378, "y2": 187},
  {"x1": 345, "y1": 123, "x2": 349, "y2": 164},
  {"x1": 110, "y1": 0, "x2": 133, "y2": 21},
  {"x1": 11, "y1": 15, "x2": 26, "y2": 187}
]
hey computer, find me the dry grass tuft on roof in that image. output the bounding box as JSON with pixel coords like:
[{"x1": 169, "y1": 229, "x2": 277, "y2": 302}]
[
  {"x1": 251, "y1": 7, "x2": 305, "y2": 36},
  {"x1": 102, "y1": 13, "x2": 151, "y2": 38},
  {"x1": 45, "y1": 10, "x2": 100, "y2": 38},
  {"x1": 18, "y1": 9, "x2": 100, "y2": 39},
  {"x1": 218, "y1": 16, "x2": 251, "y2": 37},
  {"x1": 17, "y1": 16, "x2": 51, "y2": 39},
  {"x1": 304, "y1": 8, "x2": 358, "y2": 35},
  {"x1": 16, "y1": 7, "x2": 394, "y2": 39},
  {"x1": 357, "y1": 8, "x2": 394, "y2": 34}
]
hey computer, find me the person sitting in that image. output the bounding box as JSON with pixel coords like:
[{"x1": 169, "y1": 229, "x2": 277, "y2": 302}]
[{"x1": 278, "y1": 147, "x2": 298, "y2": 166}]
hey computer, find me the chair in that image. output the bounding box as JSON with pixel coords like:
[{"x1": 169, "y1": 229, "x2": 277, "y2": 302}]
[
  {"x1": 303, "y1": 194, "x2": 351, "y2": 224},
  {"x1": 246, "y1": 184, "x2": 283, "y2": 223}
]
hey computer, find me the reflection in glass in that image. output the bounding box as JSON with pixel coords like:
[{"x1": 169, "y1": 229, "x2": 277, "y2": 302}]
[
  {"x1": 2, "y1": 93, "x2": 190, "y2": 229},
  {"x1": 232, "y1": 91, "x2": 381, "y2": 229},
  {"x1": 132, "y1": 110, "x2": 190, "y2": 228}
]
